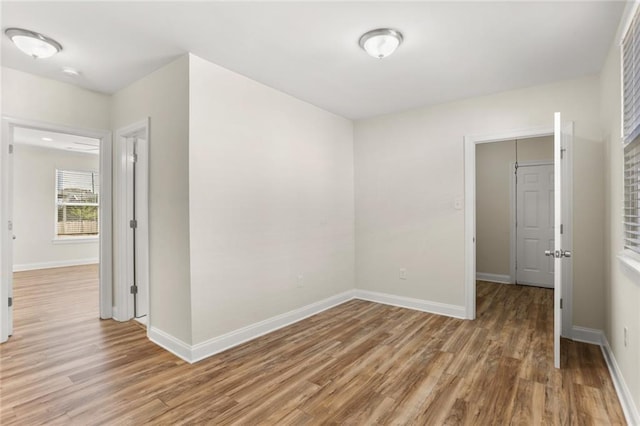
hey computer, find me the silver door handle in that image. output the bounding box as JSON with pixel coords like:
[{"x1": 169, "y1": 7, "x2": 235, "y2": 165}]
[{"x1": 545, "y1": 249, "x2": 571, "y2": 258}]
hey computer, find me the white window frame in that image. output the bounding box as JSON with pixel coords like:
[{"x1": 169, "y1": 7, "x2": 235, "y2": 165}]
[
  {"x1": 619, "y1": 1, "x2": 640, "y2": 274},
  {"x1": 54, "y1": 168, "x2": 100, "y2": 241}
]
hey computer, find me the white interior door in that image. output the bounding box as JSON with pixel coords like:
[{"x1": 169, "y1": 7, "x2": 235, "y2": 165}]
[
  {"x1": 5, "y1": 135, "x2": 14, "y2": 339},
  {"x1": 133, "y1": 137, "x2": 148, "y2": 319},
  {"x1": 116, "y1": 120, "x2": 149, "y2": 324},
  {"x1": 516, "y1": 163, "x2": 554, "y2": 287},
  {"x1": 125, "y1": 136, "x2": 148, "y2": 321},
  {"x1": 549, "y1": 112, "x2": 571, "y2": 369}
]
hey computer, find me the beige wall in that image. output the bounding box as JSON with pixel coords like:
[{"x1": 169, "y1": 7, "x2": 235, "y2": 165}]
[
  {"x1": 188, "y1": 55, "x2": 354, "y2": 344},
  {"x1": 600, "y1": 30, "x2": 640, "y2": 413},
  {"x1": 476, "y1": 136, "x2": 553, "y2": 277},
  {"x1": 111, "y1": 56, "x2": 192, "y2": 344},
  {"x1": 2, "y1": 67, "x2": 110, "y2": 130},
  {"x1": 12, "y1": 145, "x2": 99, "y2": 269},
  {"x1": 354, "y1": 76, "x2": 604, "y2": 329}
]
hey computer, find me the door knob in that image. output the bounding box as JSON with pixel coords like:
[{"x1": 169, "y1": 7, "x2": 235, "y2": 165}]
[
  {"x1": 545, "y1": 250, "x2": 553, "y2": 257},
  {"x1": 12, "y1": 235, "x2": 16, "y2": 240},
  {"x1": 562, "y1": 250, "x2": 571, "y2": 258}
]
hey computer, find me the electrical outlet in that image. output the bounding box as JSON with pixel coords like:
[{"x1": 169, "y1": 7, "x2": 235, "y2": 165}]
[
  {"x1": 297, "y1": 274, "x2": 304, "y2": 288},
  {"x1": 399, "y1": 268, "x2": 407, "y2": 280},
  {"x1": 624, "y1": 327, "x2": 628, "y2": 347}
]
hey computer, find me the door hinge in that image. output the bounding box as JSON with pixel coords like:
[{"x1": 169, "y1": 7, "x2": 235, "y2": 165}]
[
  {"x1": 8, "y1": 220, "x2": 13, "y2": 231},
  {"x1": 129, "y1": 219, "x2": 137, "y2": 229},
  {"x1": 8, "y1": 297, "x2": 12, "y2": 307},
  {"x1": 8, "y1": 144, "x2": 13, "y2": 154},
  {"x1": 130, "y1": 285, "x2": 138, "y2": 295},
  {"x1": 132, "y1": 153, "x2": 138, "y2": 163},
  {"x1": 560, "y1": 298, "x2": 563, "y2": 309},
  {"x1": 560, "y1": 224, "x2": 563, "y2": 235},
  {"x1": 560, "y1": 148, "x2": 566, "y2": 159}
]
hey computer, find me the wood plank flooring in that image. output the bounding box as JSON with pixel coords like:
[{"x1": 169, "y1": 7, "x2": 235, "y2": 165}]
[{"x1": 0, "y1": 268, "x2": 626, "y2": 424}]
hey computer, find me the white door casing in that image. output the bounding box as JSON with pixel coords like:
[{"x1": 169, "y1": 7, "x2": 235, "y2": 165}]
[
  {"x1": 114, "y1": 119, "x2": 149, "y2": 324},
  {"x1": 516, "y1": 163, "x2": 555, "y2": 287},
  {"x1": 464, "y1": 118, "x2": 573, "y2": 344},
  {"x1": 0, "y1": 117, "x2": 112, "y2": 343}
]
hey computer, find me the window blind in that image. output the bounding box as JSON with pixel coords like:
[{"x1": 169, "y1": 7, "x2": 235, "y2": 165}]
[
  {"x1": 623, "y1": 9, "x2": 640, "y2": 144},
  {"x1": 623, "y1": 7, "x2": 640, "y2": 256},
  {"x1": 56, "y1": 169, "x2": 100, "y2": 237},
  {"x1": 624, "y1": 138, "x2": 640, "y2": 255}
]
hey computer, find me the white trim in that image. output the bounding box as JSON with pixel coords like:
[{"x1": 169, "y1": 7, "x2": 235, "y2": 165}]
[
  {"x1": 571, "y1": 326, "x2": 603, "y2": 345},
  {"x1": 565, "y1": 327, "x2": 640, "y2": 425},
  {"x1": 148, "y1": 326, "x2": 192, "y2": 363},
  {"x1": 191, "y1": 290, "x2": 356, "y2": 362},
  {"x1": 465, "y1": 123, "x2": 573, "y2": 338},
  {"x1": 465, "y1": 125, "x2": 554, "y2": 320},
  {"x1": 114, "y1": 119, "x2": 150, "y2": 323},
  {"x1": 476, "y1": 273, "x2": 511, "y2": 284},
  {"x1": 13, "y1": 258, "x2": 99, "y2": 272},
  {"x1": 618, "y1": 250, "x2": 640, "y2": 277},
  {"x1": 601, "y1": 334, "x2": 640, "y2": 426},
  {"x1": 52, "y1": 237, "x2": 99, "y2": 244},
  {"x1": 1, "y1": 117, "x2": 112, "y2": 341},
  {"x1": 354, "y1": 289, "x2": 466, "y2": 319},
  {"x1": 149, "y1": 289, "x2": 466, "y2": 364},
  {"x1": 149, "y1": 290, "x2": 356, "y2": 363}
]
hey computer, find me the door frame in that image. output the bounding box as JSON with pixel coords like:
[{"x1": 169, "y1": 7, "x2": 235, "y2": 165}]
[
  {"x1": 464, "y1": 123, "x2": 573, "y2": 337},
  {"x1": 509, "y1": 160, "x2": 554, "y2": 287},
  {"x1": 114, "y1": 119, "x2": 149, "y2": 323},
  {"x1": 1, "y1": 116, "x2": 113, "y2": 342}
]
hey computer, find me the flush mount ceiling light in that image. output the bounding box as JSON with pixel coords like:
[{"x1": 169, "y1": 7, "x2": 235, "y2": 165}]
[
  {"x1": 5, "y1": 28, "x2": 62, "y2": 59},
  {"x1": 359, "y1": 28, "x2": 403, "y2": 59}
]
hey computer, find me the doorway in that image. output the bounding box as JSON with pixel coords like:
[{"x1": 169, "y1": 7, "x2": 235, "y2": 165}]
[
  {"x1": 475, "y1": 137, "x2": 555, "y2": 287},
  {"x1": 114, "y1": 119, "x2": 149, "y2": 325},
  {"x1": 0, "y1": 118, "x2": 112, "y2": 343},
  {"x1": 464, "y1": 117, "x2": 574, "y2": 367}
]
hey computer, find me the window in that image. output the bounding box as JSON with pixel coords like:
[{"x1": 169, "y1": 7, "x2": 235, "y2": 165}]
[
  {"x1": 56, "y1": 169, "x2": 99, "y2": 238},
  {"x1": 622, "y1": 7, "x2": 640, "y2": 257},
  {"x1": 624, "y1": 139, "x2": 640, "y2": 255}
]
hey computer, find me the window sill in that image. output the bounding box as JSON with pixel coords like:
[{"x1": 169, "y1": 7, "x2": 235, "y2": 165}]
[
  {"x1": 52, "y1": 237, "x2": 99, "y2": 245},
  {"x1": 617, "y1": 250, "x2": 640, "y2": 278}
]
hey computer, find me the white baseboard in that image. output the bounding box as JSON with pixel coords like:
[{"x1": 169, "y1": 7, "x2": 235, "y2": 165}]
[
  {"x1": 148, "y1": 290, "x2": 356, "y2": 364},
  {"x1": 13, "y1": 258, "x2": 99, "y2": 272},
  {"x1": 191, "y1": 290, "x2": 356, "y2": 362},
  {"x1": 571, "y1": 326, "x2": 604, "y2": 345},
  {"x1": 476, "y1": 272, "x2": 512, "y2": 284},
  {"x1": 148, "y1": 326, "x2": 192, "y2": 363},
  {"x1": 600, "y1": 334, "x2": 640, "y2": 425},
  {"x1": 354, "y1": 289, "x2": 466, "y2": 319},
  {"x1": 148, "y1": 289, "x2": 467, "y2": 364}
]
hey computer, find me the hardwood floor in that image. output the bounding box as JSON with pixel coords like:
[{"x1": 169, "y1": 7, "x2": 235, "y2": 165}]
[{"x1": 0, "y1": 269, "x2": 626, "y2": 424}]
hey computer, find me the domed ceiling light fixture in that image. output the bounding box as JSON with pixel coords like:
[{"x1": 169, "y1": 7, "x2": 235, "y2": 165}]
[
  {"x1": 359, "y1": 28, "x2": 403, "y2": 59},
  {"x1": 5, "y1": 28, "x2": 62, "y2": 59}
]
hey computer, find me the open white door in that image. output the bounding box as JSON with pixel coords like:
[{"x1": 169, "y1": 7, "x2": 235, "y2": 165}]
[
  {"x1": 549, "y1": 112, "x2": 572, "y2": 369},
  {"x1": 115, "y1": 120, "x2": 149, "y2": 324},
  {"x1": 1, "y1": 120, "x2": 14, "y2": 342}
]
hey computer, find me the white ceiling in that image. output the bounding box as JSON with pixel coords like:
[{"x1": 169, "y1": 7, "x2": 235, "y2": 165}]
[
  {"x1": 13, "y1": 127, "x2": 99, "y2": 154},
  {"x1": 1, "y1": 1, "x2": 626, "y2": 119}
]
